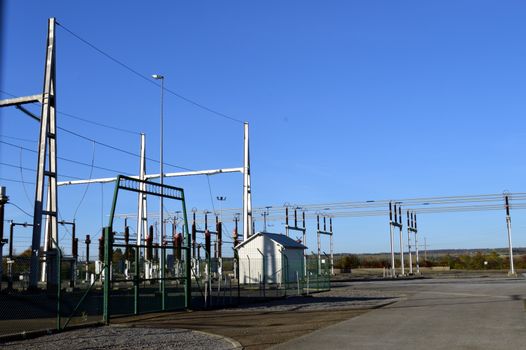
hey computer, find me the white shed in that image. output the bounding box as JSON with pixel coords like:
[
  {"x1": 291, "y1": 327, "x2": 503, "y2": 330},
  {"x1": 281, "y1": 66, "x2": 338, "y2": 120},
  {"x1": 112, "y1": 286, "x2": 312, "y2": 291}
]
[{"x1": 235, "y1": 232, "x2": 306, "y2": 285}]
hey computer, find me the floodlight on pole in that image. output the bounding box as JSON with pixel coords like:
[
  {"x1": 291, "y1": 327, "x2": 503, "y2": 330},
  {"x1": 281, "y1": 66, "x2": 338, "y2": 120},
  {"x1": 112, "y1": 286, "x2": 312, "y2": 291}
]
[{"x1": 152, "y1": 73, "x2": 165, "y2": 308}]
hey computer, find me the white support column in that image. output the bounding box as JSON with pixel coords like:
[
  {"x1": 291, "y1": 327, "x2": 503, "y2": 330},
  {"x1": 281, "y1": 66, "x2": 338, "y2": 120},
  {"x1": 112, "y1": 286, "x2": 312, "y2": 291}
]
[
  {"x1": 399, "y1": 226, "x2": 405, "y2": 276},
  {"x1": 243, "y1": 122, "x2": 252, "y2": 241},
  {"x1": 415, "y1": 213, "x2": 420, "y2": 274},
  {"x1": 30, "y1": 18, "x2": 58, "y2": 289},
  {"x1": 408, "y1": 228, "x2": 413, "y2": 275},
  {"x1": 41, "y1": 188, "x2": 50, "y2": 282},
  {"x1": 329, "y1": 218, "x2": 334, "y2": 276},
  {"x1": 390, "y1": 224, "x2": 395, "y2": 277},
  {"x1": 506, "y1": 217, "x2": 515, "y2": 276},
  {"x1": 137, "y1": 134, "x2": 147, "y2": 247},
  {"x1": 415, "y1": 230, "x2": 420, "y2": 274},
  {"x1": 505, "y1": 195, "x2": 515, "y2": 276}
]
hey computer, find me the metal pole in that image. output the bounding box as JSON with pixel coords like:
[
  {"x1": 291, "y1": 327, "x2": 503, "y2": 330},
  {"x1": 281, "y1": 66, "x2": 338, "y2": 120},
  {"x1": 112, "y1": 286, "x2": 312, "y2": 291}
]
[
  {"x1": 137, "y1": 133, "x2": 147, "y2": 252},
  {"x1": 407, "y1": 210, "x2": 413, "y2": 275},
  {"x1": 0, "y1": 188, "x2": 7, "y2": 291},
  {"x1": 158, "y1": 76, "x2": 166, "y2": 310},
  {"x1": 505, "y1": 195, "x2": 515, "y2": 276},
  {"x1": 243, "y1": 122, "x2": 252, "y2": 241},
  {"x1": 30, "y1": 17, "x2": 58, "y2": 289},
  {"x1": 85, "y1": 234, "x2": 91, "y2": 282},
  {"x1": 317, "y1": 215, "x2": 321, "y2": 274},
  {"x1": 398, "y1": 205, "x2": 404, "y2": 276},
  {"x1": 414, "y1": 213, "x2": 419, "y2": 274},
  {"x1": 285, "y1": 207, "x2": 289, "y2": 237},
  {"x1": 424, "y1": 237, "x2": 427, "y2": 262},
  {"x1": 302, "y1": 211, "x2": 306, "y2": 276},
  {"x1": 329, "y1": 218, "x2": 334, "y2": 276},
  {"x1": 389, "y1": 202, "x2": 395, "y2": 277}
]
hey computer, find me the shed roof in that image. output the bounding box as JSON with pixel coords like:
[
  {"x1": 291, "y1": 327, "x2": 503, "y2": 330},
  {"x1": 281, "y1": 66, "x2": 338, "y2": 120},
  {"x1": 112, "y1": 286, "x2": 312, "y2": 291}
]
[{"x1": 235, "y1": 232, "x2": 307, "y2": 250}]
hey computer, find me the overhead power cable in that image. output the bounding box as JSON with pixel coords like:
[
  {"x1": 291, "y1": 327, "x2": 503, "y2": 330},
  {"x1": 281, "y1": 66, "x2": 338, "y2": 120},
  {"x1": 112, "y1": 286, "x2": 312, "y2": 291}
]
[
  {"x1": 0, "y1": 89, "x2": 139, "y2": 135},
  {"x1": 56, "y1": 22, "x2": 245, "y2": 125},
  {"x1": 0, "y1": 96, "x2": 194, "y2": 172},
  {"x1": 19, "y1": 148, "x2": 33, "y2": 205},
  {"x1": 73, "y1": 141, "x2": 96, "y2": 219},
  {"x1": 10, "y1": 102, "x2": 193, "y2": 171},
  {"x1": 0, "y1": 134, "x2": 36, "y2": 143},
  {"x1": 0, "y1": 161, "x2": 84, "y2": 180},
  {"x1": 0, "y1": 140, "x2": 131, "y2": 175},
  {"x1": 7, "y1": 202, "x2": 34, "y2": 218},
  {"x1": 0, "y1": 177, "x2": 35, "y2": 185}
]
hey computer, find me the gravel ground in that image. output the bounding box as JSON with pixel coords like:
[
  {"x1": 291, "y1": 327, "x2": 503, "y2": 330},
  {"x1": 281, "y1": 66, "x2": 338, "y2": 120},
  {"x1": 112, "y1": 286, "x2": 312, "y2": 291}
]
[
  {"x1": 2, "y1": 326, "x2": 236, "y2": 350},
  {"x1": 220, "y1": 282, "x2": 402, "y2": 312}
]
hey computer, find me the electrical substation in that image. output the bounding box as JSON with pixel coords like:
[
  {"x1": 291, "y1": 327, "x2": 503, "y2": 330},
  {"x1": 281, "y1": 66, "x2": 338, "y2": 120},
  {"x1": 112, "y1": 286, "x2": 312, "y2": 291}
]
[{"x1": 1, "y1": 13, "x2": 526, "y2": 348}]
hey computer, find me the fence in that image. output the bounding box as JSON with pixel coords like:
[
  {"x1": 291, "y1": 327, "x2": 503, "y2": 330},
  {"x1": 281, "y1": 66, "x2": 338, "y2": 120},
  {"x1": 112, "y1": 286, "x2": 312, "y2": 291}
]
[
  {"x1": 0, "y1": 248, "x2": 331, "y2": 338},
  {"x1": 0, "y1": 241, "x2": 105, "y2": 339},
  {"x1": 190, "y1": 254, "x2": 331, "y2": 308}
]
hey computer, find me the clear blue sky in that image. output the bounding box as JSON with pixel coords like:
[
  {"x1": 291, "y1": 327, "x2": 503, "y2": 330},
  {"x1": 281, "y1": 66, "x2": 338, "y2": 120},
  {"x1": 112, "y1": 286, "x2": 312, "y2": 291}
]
[{"x1": 2, "y1": 1, "x2": 526, "y2": 255}]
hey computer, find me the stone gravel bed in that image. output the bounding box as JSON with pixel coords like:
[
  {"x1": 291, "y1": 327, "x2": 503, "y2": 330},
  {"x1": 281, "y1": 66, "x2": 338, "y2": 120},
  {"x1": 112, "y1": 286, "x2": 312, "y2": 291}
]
[
  {"x1": 3, "y1": 326, "x2": 237, "y2": 350},
  {"x1": 220, "y1": 282, "x2": 402, "y2": 312}
]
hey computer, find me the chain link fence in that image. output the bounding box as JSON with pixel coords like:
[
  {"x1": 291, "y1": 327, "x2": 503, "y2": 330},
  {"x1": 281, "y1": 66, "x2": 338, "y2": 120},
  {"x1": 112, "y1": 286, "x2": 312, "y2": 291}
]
[
  {"x1": 190, "y1": 254, "x2": 331, "y2": 308},
  {"x1": 1, "y1": 243, "x2": 331, "y2": 339},
  {"x1": 0, "y1": 245, "x2": 105, "y2": 339}
]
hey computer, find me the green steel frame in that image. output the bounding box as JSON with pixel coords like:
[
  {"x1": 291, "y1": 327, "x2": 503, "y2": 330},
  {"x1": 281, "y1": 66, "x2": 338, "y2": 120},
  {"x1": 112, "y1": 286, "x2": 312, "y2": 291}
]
[{"x1": 103, "y1": 175, "x2": 191, "y2": 324}]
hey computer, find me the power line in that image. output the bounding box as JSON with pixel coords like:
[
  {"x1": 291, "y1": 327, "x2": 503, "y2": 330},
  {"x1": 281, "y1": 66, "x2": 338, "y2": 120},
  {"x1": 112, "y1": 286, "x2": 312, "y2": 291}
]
[
  {"x1": 73, "y1": 141, "x2": 95, "y2": 219},
  {"x1": 58, "y1": 109, "x2": 139, "y2": 135},
  {"x1": 0, "y1": 99, "x2": 193, "y2": 172},
  {"x1": 0, "y1": 177, "x2": 35, "y2": 185},
  {"x1": 0, "y1": 134, "x2": 36, "y2": 143},
  {"x1": 206, "y1": 175, "x2": 216, "y2": 213},
  {"x1": 6, "y1": 202, "x2": 33, "y2": 218},
  {"x1": 0, "y1": 161, "x2": 82, "y2": 180},
  {"x1": 0, "y1": 89, "x2": 140, "y2": 135},
  {"x1": 0, "y1": 140, "x2": 131, "y2": 175},
  {"x1": 56, "y1": 22, "x2": 245, "y2": 125}
]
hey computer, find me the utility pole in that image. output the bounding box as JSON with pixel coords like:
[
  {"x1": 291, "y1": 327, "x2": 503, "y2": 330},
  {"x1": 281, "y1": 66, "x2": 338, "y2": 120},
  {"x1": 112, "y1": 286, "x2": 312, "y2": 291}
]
[
  {"x1": 152, "y1": 73, "x2": 165, "y2": 310},
  {"x1": 12, "y1": 17, "x2": 60, "y2": 289},
  {"x1": 413, "y1": 212, "x2": 420, "y2": 274},
  {"x1": 424, "y1": 237, "x2": 427, "y2": 263},
  {"x1": 504, "y1": 194, "x2": 515, "y2": 276},
  {"x1": 243, "y1": 122, "x2": 253, "y2": 241},
  {"x1": 0, "y1": 187, "x2": 9, "y2": 291},
  {"x1": 407, "y1": 210, "x2": 413, "y2": 275},
  {"x1": 0, "y1": 19, "x2": 60, "y2": 288},
  {"x1": 389, "y1": 202, "x2": 403, "y2": 277},
  {"x1": 397, "y1": 205, "x2": 404, "y2": 276},
  {"x1": 216, "y1": 196, "x2": 227, "y2": 222},
  {"x1": 136, "y1": 133, "x2": 147, "y2": 257},
  {"x1": 389, "y1": 202, "x2": 395, "y2": 278},
  {"x1": 261, "y1": 206, "x2": 271, "y2": 232},
  {"x1": 233, "y1": 213, "x2": 240, "y2": 248},
  {"x1": 262, "y1": 212, "x2": 268, "y2": 232}
]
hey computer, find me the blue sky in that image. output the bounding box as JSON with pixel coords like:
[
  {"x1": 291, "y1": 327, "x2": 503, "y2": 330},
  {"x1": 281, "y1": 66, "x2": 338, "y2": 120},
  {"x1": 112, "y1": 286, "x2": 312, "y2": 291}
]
[{"x1": 2, "y1": 1, "x2": 526, "y2": 255}]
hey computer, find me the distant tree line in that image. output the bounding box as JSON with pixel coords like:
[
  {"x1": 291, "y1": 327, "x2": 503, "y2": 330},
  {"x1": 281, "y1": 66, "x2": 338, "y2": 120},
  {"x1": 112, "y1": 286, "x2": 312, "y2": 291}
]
[{"x1": 335, "y1": 252, "x2": 526, "y2": 270}]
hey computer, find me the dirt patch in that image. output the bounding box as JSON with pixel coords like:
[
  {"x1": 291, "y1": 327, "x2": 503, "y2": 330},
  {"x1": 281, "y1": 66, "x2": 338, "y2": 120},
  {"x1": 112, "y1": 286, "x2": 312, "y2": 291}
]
[
  {"x1": 116, "y1": 308, "x2": 368, "y2": 350},
  {"x1": 113, "y1": 282, "x2": 400, "y2": 349}
]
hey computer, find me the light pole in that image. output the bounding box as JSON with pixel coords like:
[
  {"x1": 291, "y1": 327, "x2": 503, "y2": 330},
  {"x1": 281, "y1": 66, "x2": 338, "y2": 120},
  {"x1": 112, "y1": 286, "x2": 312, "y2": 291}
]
[
  {"x1": 216, "y1": 196, "x2": 227, "y2": 221},
  {"x1": 152, "y1": 73, "x2": 165, "y2": 308}
]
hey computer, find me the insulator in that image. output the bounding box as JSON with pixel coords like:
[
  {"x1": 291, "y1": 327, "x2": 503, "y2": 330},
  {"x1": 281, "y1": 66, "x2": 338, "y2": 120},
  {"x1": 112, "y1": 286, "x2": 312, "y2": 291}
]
[
  {"x1": 205, "y1": 230, "x2": 211, "y2": 257},
  {"x1": 98, "y1": 236, "x2": 104, "y2": 261},
  {"x1": 72, "y1": 238, "x2": 78, "y2": 258},
  {"x1": 175, "y1": 233, "x2": 182, "y2": 260},
  {"x1": 217, "y1": 221, "x2": 222, "y2": 258}
]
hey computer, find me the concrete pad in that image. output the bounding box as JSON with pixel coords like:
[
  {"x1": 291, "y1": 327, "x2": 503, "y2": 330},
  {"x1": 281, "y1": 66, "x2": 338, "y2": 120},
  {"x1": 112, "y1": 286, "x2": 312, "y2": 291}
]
[{"x1": 271, "y1": 278, "x2": 526, "y2": 350}]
